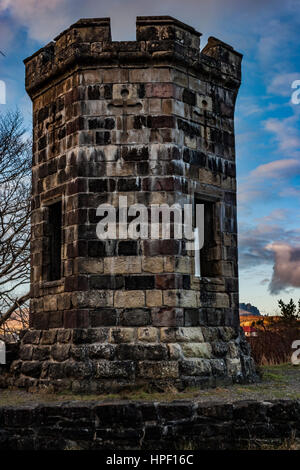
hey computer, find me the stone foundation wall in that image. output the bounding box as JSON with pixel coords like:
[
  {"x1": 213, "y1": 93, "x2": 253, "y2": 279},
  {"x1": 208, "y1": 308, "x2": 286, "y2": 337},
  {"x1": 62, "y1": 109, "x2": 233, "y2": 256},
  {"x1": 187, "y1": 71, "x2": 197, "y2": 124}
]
[
  {"x1": 0, "y1": 399, "x2": 299, "y2": 450},
  {"x1": 1, "y1": 326, "x2": 255, "y2": 392}
]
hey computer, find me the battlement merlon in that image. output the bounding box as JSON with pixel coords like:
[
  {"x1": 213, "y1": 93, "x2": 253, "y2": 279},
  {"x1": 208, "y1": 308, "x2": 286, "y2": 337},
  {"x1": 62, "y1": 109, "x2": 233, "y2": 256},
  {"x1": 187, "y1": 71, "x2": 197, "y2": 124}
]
[{"x1": 24, "y1": 16, "x2": 243, "y2": 99}]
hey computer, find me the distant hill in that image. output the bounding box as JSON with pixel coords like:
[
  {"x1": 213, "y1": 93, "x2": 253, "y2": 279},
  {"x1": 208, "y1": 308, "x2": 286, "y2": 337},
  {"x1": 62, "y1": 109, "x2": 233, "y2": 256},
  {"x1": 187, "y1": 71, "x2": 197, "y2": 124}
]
[{"x1": 239, "y1": 303, "x2": 261, "y2": 316}]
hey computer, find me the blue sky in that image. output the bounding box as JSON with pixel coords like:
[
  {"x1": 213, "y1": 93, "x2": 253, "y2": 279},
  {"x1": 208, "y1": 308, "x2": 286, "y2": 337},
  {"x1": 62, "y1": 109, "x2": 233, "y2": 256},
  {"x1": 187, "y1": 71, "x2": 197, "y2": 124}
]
[{"x1": 0, "y1": 0, "x2": 300, "y2": 314}]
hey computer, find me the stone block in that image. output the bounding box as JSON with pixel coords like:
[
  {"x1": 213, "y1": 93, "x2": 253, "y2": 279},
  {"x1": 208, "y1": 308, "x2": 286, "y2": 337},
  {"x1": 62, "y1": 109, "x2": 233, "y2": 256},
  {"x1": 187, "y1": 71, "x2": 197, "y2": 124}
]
[
  {"x1": 179, "y1": 358, "x2": 212, "y2": 376},
  {"x1": 152, "y1": 308, "x2": 184, "y2": 327},
  {"x1": 227, "y1": 341, "x2": 239, "y2": 359},
  {"x1": 114, "y1": 291, "x2": 145, "y2": 308},
  {"x1": 109, "y1": 327, "x2": 135, "y2": 343},
  {"x1": 137, "y1": 361, "x2": 179, "y2": 379},
  {"x1": 40, "y1": 330, "x2": 57, "y2": 345},
  {"x1": 160, "y1": 326, "x2": 204, "y2": 343},
  {"x1": 142, "y1": 256, "x2": 164, "y2": 273},
  {"x1": 211, "y1": 341, "x2": 228, "y2": 357},
  {"x1": 210, "y1": 358, "x2": 227, "y2": 377},
  {"x1": 22, "y1": 330, "x2": 41, "y2": 345},
  {"x1": 72, "y1": 328, "x2": 109, "y2": 344},
  {"x1": 77, "y1": 259, "x2": 104, "y2": 274},
  {"x1": 218, "y1": 327, "x2": 236, "y2": 342},
  {"x1": 57, "y1": 329, "x2": 73, "y2": 343},
  {"x1": 116, "y1": 344, "x2": 168, "y2": 361},
  {"x1": 168, "y1": 343, "x2": 182, "y2": 360},
  {"x1": 21, "y1": 361, "x2": 42, "y2": 378},
  {"x1": 88, "y1": 343, "x2": 116, "y2": 360},
  {"x1": 73, "y1": 290, "x2": 114, "y2": 308},
  {"x1": 146, "y1": 290, "x2": 163, "y2": 307},
  {"x1": 119, "y1": 308, "x2": 151, "y2": 326},
  {"x1": 226, "y1": 358, "x2": 242, "y2": 377},
  {"x1": 181, "y1": 342, "x2": 212, "y2": 359},
  {"x1": 104, "y1": 257, "x2": 142, "y2": 274},
  {"x1": 137, "y1": 327, "x2": 158, "y2": 342},
  {"x1": 43, "y1": 295, "x2": 58, "y2": 312},
  {"x1": 90, "y1": 309, "x2": 117, "y2": 327},
  {"x1": 51, "y1": 344, "x2": 71, "y2": 362},
  {"x1": 95, "y1": 360, "x2": 135, "y2": 378},
  {"x1": 19, "y1": 345, "x2": 33, "y2": 361},
  {"x1": 32, "y1": 346, "x2": 51, "y2": 361}
]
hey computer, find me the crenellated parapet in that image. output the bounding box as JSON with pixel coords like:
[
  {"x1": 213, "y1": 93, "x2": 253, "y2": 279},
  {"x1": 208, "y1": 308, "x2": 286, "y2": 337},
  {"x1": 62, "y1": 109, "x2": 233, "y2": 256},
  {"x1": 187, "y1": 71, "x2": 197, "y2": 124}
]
[{"x1": 24, "y1": 16, "x2": 242, "y2": 99}]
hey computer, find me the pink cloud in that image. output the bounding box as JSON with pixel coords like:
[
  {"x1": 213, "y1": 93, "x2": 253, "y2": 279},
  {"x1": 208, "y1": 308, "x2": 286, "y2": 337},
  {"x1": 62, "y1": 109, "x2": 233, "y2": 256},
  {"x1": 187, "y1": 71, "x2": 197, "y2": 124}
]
[{"x1": 0, "y1": 0, "x2": 68, "y2": 42}]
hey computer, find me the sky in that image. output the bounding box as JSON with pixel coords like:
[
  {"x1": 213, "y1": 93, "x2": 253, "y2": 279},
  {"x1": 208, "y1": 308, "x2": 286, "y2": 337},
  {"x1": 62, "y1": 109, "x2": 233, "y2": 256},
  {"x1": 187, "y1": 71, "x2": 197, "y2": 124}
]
[{"x1": 0, "y1": 0, "x2": 300, "y2": 315}]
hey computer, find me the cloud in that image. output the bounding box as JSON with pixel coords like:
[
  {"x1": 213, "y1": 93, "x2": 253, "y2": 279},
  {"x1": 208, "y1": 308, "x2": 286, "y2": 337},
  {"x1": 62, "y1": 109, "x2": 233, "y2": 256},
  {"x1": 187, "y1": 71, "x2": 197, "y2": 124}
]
[
  {"x1": 0, "y1": 0, "x2": 289, "y2": 45},
  {"x1": 0, "y1": 0, "x2": 68, "y2": 42},
  {"x1": 257, "y1": 208, "x2": 290, "y2": 223},
  {"x1": 238, "y1": 205, "x2": 300, "y2": 295},
  {"x1": 257, "y1": 20, "x2": 290, "y2": 66},
  {"x1": 0, "y1": 15, "x2": 14, "y2": 51},
  {"x1": 267, "y1": 73, "x2": 300, "y2": 97},
  {"x1": 279, "y1": 186, "x2": 300, "y2": 199},
  {"x1": 266, "y1": 242, "x2": 300, "y2": 294},
  {"x1": 264, "y1": 115, "x2": 300, "y2": 156},
  {"x1": 238, "y1": 158, "x2": 300, "y2": 205},
  {"x1": 238, "y1": 183, "x2": 273, "y2": 205},
  {"x1": 256, "y1": 13, "x2": 300, "y2": 74},
  {"x1": 250, "y1": 159, "x2": 300, "y2": 179},
  {"x1": 238, "y1": 209, "x2": 300, "y2": 270}
]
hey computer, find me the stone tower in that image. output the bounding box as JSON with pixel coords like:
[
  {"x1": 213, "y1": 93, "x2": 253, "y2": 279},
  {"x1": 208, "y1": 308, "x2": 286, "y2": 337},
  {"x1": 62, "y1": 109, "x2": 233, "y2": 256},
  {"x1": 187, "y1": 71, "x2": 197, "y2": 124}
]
[{"x1": 12, "y1": 16, "x2": 256, "y2": 392}]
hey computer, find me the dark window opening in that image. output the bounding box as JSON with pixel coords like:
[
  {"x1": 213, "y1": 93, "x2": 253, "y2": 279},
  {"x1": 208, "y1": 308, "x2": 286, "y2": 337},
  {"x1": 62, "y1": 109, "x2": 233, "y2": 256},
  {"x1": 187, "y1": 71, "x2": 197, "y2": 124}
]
[
  {"x1": 48, "y1": 200, "x2": 62, "y2": 281},
  {"x1": 194, "y1": 197, "x2": 215, "y2": 278}
]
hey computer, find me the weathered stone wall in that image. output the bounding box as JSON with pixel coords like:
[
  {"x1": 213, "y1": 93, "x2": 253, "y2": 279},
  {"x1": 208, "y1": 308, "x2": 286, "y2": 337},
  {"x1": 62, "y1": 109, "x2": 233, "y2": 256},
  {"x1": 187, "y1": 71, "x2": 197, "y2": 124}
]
[
  {"x1": 28, "y1": 16, "x2": 241, "y2": 330},
  {"x1": 2, "y1": 326, "x2": 253, "y2": 392},
  {"x1": 0, "y1": 399, "x2": 299, "y2": 450},
  {"x1": 5, "y1": 16, "x2": 257, "y2": 390}
]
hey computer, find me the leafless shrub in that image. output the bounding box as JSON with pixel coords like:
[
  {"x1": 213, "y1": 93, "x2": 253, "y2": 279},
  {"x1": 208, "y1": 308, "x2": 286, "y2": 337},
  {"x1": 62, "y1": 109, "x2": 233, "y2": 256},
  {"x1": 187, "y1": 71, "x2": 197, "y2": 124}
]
[{"x1": 248, "y1": 323, "x2": 300, "y2": 365}]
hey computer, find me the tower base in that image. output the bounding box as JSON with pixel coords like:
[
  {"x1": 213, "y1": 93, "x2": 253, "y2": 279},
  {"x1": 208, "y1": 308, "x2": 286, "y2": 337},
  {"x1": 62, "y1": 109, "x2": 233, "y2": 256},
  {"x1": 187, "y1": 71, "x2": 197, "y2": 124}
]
[{"x1": 2, "y1": 325, "x2": 258, "y2": 393}]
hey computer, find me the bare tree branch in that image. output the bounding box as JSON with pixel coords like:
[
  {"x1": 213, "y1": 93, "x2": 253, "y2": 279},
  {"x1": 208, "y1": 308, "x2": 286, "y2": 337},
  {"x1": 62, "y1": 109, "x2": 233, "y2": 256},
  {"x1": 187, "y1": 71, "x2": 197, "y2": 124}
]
[
  {"x1": 0, "y1": 292, "x2": 30, "y2": 327},
  {"x1": 0, "y1": 110, "x2": 31, "y2": 338}
]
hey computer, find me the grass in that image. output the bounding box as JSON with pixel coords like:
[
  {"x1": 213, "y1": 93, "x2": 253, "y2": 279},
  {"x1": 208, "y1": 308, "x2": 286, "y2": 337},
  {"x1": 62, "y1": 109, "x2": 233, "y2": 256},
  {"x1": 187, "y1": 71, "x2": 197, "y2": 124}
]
[
  {"x1": 247, "y1": 432, "x2": 300, "y2": 450},
  {"x1": 262, "y1": 372, "x2": 285, "y2": 382}
]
